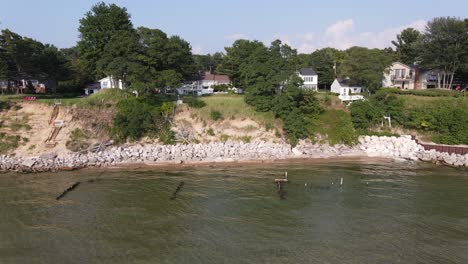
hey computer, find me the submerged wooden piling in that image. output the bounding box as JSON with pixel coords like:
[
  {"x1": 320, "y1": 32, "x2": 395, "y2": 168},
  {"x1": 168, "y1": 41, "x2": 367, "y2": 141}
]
[
  {"x1": 275, "y1": 171, "x2": 289, "y2": 199},
  {"x1": 275, "y1": 171, "x2": 289, "y2": 183},
  {"x1": 56, "y1": 182, "x2": 81, "y2": 200},
  {"x1": 170, "y1": 181, "x2": 185, "y2": 200}
]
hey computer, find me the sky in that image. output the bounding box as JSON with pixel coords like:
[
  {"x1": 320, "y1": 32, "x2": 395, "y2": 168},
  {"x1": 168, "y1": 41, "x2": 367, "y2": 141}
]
[{"x1": 0, "y1": 0, "x2": 466, "y2": 54}]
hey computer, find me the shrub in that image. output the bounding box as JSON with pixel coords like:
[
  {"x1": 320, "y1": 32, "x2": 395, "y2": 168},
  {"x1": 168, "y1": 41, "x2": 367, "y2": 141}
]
[
  {"x1": 66, "y1": 128, "x2": 90, "y2": 152},
  {"x1": 184, "y1": 96, "x2": 206, "y2": 108},
  {"x1": 0, "y1": 100, "x2": 11, "y2": 112},
  {"x1": 314, "y1": 110, "x2": 358, "y2": 145},
  {"x1": 111, "y1": 97, "x2": 170, "y2": 143},
  {"x1": 323, "y1": 94, "x2": 332, "y2": 106},
  {"x1": 238, "y1": 135, "x2": 252, "y2": 143},
  {"x1": 350, "y1": 100, "x2": 380, "y2": 130},
  {"x1": 283, "y1": 109, "x2": 308, "y2": 146},
  {"x1": 70, "y1": 128, "x2": 88, "y2": 141},
  {"x1": 212, "y1": 84, "x2": 230, "y2": 92},
  {"x1": 220, "y1": 134, "x2": 230, "y2": 142},
  {"x1": 0, "y1": 133, "x2": 21, "y2": 153},
  {"x1": 378, "y1": 88, "x2": 462, "y2": 98},
  {"x1": 207, "y1": 128, "x2": 215, "y2": 136},
  {"x1": 159, "y1": 125, "x2": 175, "y2": 145},
  {"x1": 210, "y1": 110, "x2": 222, "y2": 121},
  {"x1": 356, "y1": 130, "x2": 400, "y2": 137}
]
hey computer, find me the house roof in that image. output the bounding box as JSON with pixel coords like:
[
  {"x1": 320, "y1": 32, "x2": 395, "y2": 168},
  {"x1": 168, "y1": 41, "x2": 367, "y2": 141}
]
[
  {"x1": 336, "y1": 78, "x2": 361, "y2": 88},
  {"x1": 98, "y1": 76, "x2": 111, "y2": 82},
  {"x1": 299, "y1": 68, "x2": 317, "y2": 76},
  {"x1": 393, "y1": 62, "x2": 436, "y2": 74},
  {"x1": 202, "y1": 72, "x2": 230, "y2": 82}
]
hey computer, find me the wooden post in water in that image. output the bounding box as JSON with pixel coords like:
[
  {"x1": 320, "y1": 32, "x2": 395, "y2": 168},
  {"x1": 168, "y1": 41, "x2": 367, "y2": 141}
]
[
  {"x1": 275, "y1": 171, "x2": 289, "y2": 183},
  {"x1": 275, "y1": 171, "x2": 289, "y2": 199}
]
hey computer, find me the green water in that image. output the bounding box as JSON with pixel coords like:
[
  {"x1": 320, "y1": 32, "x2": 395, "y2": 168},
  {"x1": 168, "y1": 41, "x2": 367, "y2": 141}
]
[{"x1": 1, "y1": 161, "x2": 467, "y2": 263}]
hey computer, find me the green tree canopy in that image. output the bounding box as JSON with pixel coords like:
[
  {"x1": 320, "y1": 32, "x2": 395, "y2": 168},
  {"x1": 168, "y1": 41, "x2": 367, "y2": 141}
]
[
  {"x1": 420, "y1": 17, "x2": 467, "y2": 89},
  {"x1": 77, "y1": 2, "x2": 134, "y2": 78},
  {"x1": 339, "y1": 46, "x2": 393, "y2": 92},
  {"x1": 97, "y1": 30, "x2": 144, "y2": 84},
  {"x1": 391, "y1": 28, "x2": 421, "y2": 65}
]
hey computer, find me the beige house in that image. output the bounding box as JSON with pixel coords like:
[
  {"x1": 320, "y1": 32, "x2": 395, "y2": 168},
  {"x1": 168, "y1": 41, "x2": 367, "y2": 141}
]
[{"x1": 382, "y1": 62, "x2": 438, "y2": 90}]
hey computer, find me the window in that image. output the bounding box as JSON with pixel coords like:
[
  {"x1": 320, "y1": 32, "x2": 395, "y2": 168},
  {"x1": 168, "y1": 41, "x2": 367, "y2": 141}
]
[{"x1": 102, "y1": 81, "x2": 108, "y2": 87}]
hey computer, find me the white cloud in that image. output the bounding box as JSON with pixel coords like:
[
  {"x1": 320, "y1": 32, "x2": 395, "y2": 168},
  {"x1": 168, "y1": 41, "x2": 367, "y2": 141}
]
[
  {"x1": 225, "y1": 33, "x2": 249, "y2": 40},
  {"x1": 268, "y1": 19, "x2": 427, "y2": 53},
  {"x1": 192, "y1": 45, "x2": 203, "y2": 55},
  {"x1": 352, "y1": 19, "x2": 426, "y2": 49}
]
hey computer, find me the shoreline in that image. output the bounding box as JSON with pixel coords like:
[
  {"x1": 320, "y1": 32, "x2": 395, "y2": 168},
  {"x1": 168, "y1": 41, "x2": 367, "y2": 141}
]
[
  {"x1": 1, "y1": 136, "x2": 467, "y2": 173},
  {"x1": 93, "y1": 155, "x2": 385, "y2": 171}
]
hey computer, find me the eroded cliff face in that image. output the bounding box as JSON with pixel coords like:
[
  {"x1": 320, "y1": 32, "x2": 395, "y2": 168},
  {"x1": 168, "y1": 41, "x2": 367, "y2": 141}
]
[{"x1": 0, "y1": 102, "x2": 114, "y2": 156}]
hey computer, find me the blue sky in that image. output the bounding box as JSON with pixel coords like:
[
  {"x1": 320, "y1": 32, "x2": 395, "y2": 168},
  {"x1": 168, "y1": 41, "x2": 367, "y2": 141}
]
[{"x1": 0, "y1": 0, "x2": 466, "y2": 54}]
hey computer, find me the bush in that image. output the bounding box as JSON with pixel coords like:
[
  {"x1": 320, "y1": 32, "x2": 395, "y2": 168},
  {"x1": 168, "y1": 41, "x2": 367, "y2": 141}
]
[
  {"x1": 0, "y1": 100, "x2": 11, "y2": 112},
  {"x1": 212, "y1": 84, "x2": 230, "y2": 92},
  {"x1": 158, "y1": 124, "x2": 175, "y2": 145},
  {"x1": 220, "y1": 134, "x2": 230, "y2": 142},
  {"x1": 356, "y1": 130, "x2": 400, "y2": 137},
  {"x1": 352, "y1": 90, "x2": 468, "y2": 145},
  {"x1": 378, "y1": 88, "x2": 462, "y2": 97},
  {"x1": 283, "y1": 109, "x2": 308, "y2": 146},
  {"x1": 350, "y1": 100, "x2": 379, "y2": 130},
  {"x1": 207, "y1": 128, "x2": 215, "y2": 136},
  {"x1": 111, "y1": 97, "x2": 170, "y2": 142},
  {"x1": 245, "y1": 94, "x2": 273, "y2": 112},
  {"x1": 66, "y1": 128, "x2": 90, "y2": 152},
  {"x1": 0, "y1": 132, "x2": 21, "y2": 154},
  {"x1": 314, "y1": 110, "x2": 358, "y2": 145},
  {"x1": 210, "y1": 110, "x2": 222, "y2": 121},
  {"x1": 238, "y1": 135, "x2": 252, "y2": 143},
  {"x1": 184, "y1": 96, "x2": 206, "y2": 108}
]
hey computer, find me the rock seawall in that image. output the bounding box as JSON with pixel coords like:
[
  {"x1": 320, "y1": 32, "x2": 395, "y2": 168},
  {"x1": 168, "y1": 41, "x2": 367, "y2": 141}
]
[
  {"x1": 1, "y1": 136, "x2": 467, "y2": 173},
  {"x1": 359, "y1": 135, "x2": 468, "y2": 167}
]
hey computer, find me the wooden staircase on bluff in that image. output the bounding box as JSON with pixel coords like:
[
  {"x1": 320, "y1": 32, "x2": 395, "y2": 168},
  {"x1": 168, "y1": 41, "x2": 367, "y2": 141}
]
[
  {"x1": 45, "y1": 102, "x2": 64, "y2": 148},
  {"x1": 48, "y1": 104, "x2": 60, "y2": 125}
]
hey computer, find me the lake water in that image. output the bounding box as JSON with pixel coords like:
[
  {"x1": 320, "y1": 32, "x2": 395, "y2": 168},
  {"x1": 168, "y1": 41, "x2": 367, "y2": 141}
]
[{"x1": 1, "y1": 161, "x2": 467, "y2": 263}]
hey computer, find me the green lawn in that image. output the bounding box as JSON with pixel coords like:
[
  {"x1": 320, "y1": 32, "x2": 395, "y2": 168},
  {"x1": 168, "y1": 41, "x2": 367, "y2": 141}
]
[
  {"x1": 396, "y1": 94, "x2": 468, "y2": 109},
  {"x1": 0, "y1": 89, "x2": 132, "y2": 108},
  {"x1": 186, "y1": 94, "x2": 281, "y2": 130}
]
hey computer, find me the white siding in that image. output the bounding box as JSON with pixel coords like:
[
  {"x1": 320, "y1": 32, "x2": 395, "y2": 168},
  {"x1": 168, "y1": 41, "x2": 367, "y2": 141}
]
[
  {"x1": 382, "y1": 62, "x2": 415, "y2": 89},
  {"x1": 298, "y1": 73, "x2": 318, "y2": 90},
  {"x1": 330, "y1": 79, "x2": 342, "y2": 94}
]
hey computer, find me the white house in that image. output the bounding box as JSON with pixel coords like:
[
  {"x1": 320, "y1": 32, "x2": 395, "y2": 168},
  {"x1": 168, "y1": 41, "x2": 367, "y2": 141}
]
[
  {"x1": 84, "y1": 76, "x2": 125, "y2": 95},
  {"x1": 331, "y1": 78, "x2": 364, "y2": 102},
  {"x1": 177, "y1": 83, "x2": 213, "y2": 96},
  {"x1": 201, "y1": 71, "x2": 231, "y2": 88},
  {"x1": 382, "y1": 62, "x2": 438, "y2": 89},
  {"x1": 99, "y1": 76, "x2": 125, "y2": 89},
  {"x1": 297, "y1": 68, "x2": 318, "y2": 90}
]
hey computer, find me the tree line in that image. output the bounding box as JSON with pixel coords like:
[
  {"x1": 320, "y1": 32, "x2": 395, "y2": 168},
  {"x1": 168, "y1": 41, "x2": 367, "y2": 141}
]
[
  {"x1": 392, "y1": 18, "x2": 468, "y2": 89},
  {"x1": 0, "y1": 2, "x2": 196, "y2": 95},
  {"x1": 1, "y1": 2, "x2": 466, "y2": 95}
]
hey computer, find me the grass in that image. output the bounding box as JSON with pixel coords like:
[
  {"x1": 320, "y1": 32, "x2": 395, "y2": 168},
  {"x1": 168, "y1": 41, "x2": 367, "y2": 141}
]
[
  {"x1": 396, "y1": 94, "x2": 468, "y2": 109},
  {"x1": 380, "y1": 87, "x2": 466, "y2": 97},
  {"x1": 0, "y1": 89, "x2": 133, "y2": 108},
  {"x1": 188, "y1": 94, "x2": 281, "y2": 130},
  {"x1": 312, "y1": 109, "x2": 358, "y2": 145},
  {"x1": 0, "y1": 132, "x2": 21, "y2": 154},
  {"x1": 315, "y1": 92, "x2": 346, "y2": 110}
]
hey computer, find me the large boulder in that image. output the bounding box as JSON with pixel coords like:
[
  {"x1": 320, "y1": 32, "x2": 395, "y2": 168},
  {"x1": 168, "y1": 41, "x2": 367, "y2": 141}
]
[{"x1": 21, "y1": 159, "x2": 36, "y2": 168}]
